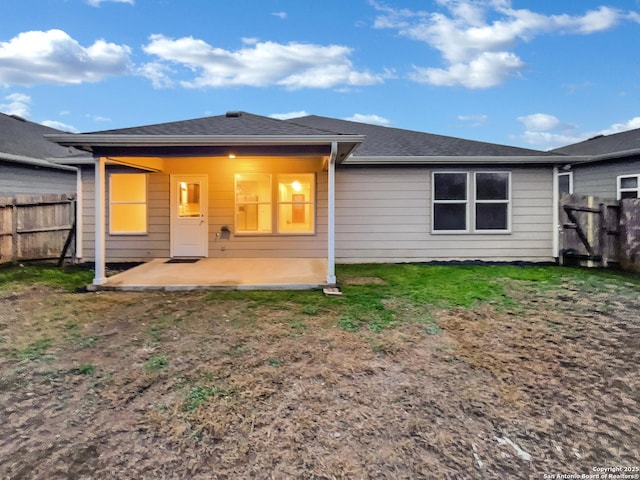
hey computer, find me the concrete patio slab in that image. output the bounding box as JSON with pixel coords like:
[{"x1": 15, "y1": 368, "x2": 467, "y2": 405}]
[{"x1": 94, "y1": 257, "x2": 329, "y2": 291}]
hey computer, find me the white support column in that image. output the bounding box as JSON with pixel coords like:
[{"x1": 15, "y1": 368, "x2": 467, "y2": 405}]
[
  {"x1": 94, "y1": 156, "x2": 106, "y2": 285},
  {"x1": 552, "y1": 166, "x2": 559, "y2": 259},
  {"x1": 327, "y1": 142, "x2": 338, "y2": 285}
]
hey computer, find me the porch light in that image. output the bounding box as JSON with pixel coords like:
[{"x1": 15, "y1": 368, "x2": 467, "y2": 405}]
[{"x1": 292, "y1": 181, "x2": 302, "y2": 192}]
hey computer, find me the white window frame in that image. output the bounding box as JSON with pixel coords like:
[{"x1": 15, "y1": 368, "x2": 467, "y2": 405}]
[
  {"x1": 474, "y1": 171, "x2": 511, "y2": 233},
  {"x1": 234, "y1": 173, "x2": 316, "y2": 235},
  {"x1": 616, "y1": 174, "x2": 640, "y2": 200},
  {"x1": 431, "y1": 172, "x2": 470, "y2": 233},
  {"x1": 276, "y1": 173, "x2": 316, "y2": 235},
  {"x1": 557, "y1": 171, "x2": 573, "y2": 195},
  {"x1": 108, "y1": 173, "x2": 148, "y2": 235},
  {"x1": 431, "y1": 170, "x2": 511, "y2": 234},
  {"x1": 235, "y1": 173, "x2": 273, "y2": 234}
]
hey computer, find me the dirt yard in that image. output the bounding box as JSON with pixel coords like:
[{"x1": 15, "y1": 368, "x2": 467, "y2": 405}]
[{"x1": 0, "y1": 269, "x2": 638, "y2": 479}]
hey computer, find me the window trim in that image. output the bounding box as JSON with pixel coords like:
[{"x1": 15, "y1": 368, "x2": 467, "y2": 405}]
[
  {"x1": 431, "y1": 170, "x2": 511, "y2": 234},
  {"x1": 108, "y1": 173, "x2": 148, "y2": 235},
  {"x1": 431, "y1": 171, "x2": 470, "y2": 233},
  {"x1": 473, "y1": 171, "x2": 511, "y2": 233},
  {"x1": 276, "y1": 173, "x2": 316, "y2": 235},
  {"x1": 234, "y1": 172, "x2": 317, "y2": 236},
  {"x1": 616, "y1": 174, "x2": 640, "y2": 200},
  {"x1": 557, "y1": 171, "x2": 573, "y2": 195},
  {"x1": 235, "y1": 173, "x2": 273, "y2": 234}
]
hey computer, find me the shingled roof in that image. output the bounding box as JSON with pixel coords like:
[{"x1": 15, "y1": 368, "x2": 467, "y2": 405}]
[
  {"x1": 89, "y1": 111, "x2": 340, "y2": 137},
  {"x1": 290, "y1": 115, "x2": 555, "y2": 158},
  {"x1": 0, "y1": 113, "x2": 79, "y2": 159},
  {"x1": 0, "y1": 112, "x2": 85, "y2": 170},
  {"x1": 551, "y1": 128, "x2": 640, "y2": 156}
]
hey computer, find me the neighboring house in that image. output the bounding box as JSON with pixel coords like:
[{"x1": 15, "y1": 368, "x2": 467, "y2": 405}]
[
  {"x1": 0, "y1": 112, "x2": 79, "y2": 195},
  {"x1": 47, "y1": 111, "x2": 567, "y2": 288},
  {"x1": 551, "y1": 128, "x2": 640, "y2": 199}
]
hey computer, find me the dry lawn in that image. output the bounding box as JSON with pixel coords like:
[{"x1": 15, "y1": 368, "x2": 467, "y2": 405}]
[{"x1": 0, "y1": 267, "x2": 638, "y2": 479}]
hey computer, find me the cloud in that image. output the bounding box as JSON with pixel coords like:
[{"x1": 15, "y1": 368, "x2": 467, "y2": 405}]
[
  {"x1": 411, "y1": 51, "x2": 524, "y2": 88},
  {"x1": 343, "y1": 113, "x2": 392, "y2": 126},
  {"x1": 514, "y1": 113, "x2": 640, "y2": 150},
  {"x1": 86, "y1": 114, "x2": 112, "y2": 122},
  {"x1": 0, "y1": 92, "x2": 31, "y2": 117},
  {"x1": 41, "y1": 120, "x2": 79, "y2": 132},
  {"x1": 141, "y1": 34, "x2": 385, "y2": 89},
  {"x1": 0, "y1": 29, "x2": 132, "y2": 86},
  {"x1": 86, "y1": 0, "x2": 134, "y2": 6},
  {"x1": 270, "y1": 111, "x2": 309, "y2": 120},
  {"x1": 517, "y1": 113, "x2": 561, "y2": 132},
  {"x1": 372, "y1": 1, "x2": 631, "y2": 88},
  {"x1": 458, "y1": 114, "x2": 488, "y2": 126},
  {"x1": 272, "y1": 12, "x2": 287, "y2": 20},
  {"x1": 599, "y1": 117, "x2": 640, "y2": 135}
]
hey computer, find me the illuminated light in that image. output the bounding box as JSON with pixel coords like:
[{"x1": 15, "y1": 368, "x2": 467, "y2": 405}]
[
  {"x1": 292, "y1": 181, "x2": 302, "y2": 191},
  {"x1": 228, "y1": 153, "x2": 236, "y2": 159}
]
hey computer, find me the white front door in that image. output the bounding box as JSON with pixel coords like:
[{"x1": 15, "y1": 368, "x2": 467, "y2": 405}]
[{"x1": 170, "y1": 175, "x2": 208, "y2": 257}]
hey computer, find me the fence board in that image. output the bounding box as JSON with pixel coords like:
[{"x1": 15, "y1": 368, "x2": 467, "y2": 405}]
[
  {"x1": 0, "y1": 194, "x2": 76, "y2": 264},
  {"x1": 559, "y1": 194, "x2": 640, "y2": 271}
]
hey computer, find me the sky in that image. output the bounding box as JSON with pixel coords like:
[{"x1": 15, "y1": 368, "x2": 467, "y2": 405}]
[{"x1": 1, "y1": 0, "x2": 639, "y2": 151}]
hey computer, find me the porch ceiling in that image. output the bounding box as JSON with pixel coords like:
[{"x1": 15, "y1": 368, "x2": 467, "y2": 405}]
[{"x1": 94, "y1": 258, "x2": 329, "y2": 291}]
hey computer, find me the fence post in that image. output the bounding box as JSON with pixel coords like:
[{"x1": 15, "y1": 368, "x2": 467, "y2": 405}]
[
  {"x1": 599, "y1": 203, "x2": 608, "y2": 268},
  {"x1": 11, "y1": 200, "x2": 18, "y2": 262}
]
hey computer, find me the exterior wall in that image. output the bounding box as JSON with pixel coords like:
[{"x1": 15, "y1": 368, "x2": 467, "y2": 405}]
[
  {"x1": 335, "y1": 165, "x2": 555, "y2": 263},
  {"x1": 80, "y1": 156, "x2": 327, "y2": 262},
  {"x1": 572, "y1": 157, "x2": 640, "y2": 198},
  {"x1": 0, "y1": 162, "x2": 76, "y2": 195}
]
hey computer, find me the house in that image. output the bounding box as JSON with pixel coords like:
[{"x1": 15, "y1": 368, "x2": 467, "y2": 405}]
[
  {"x1": 47, "y1": 111, "x2": 567, "y2": 290},
  {"x1": 0, "y1": 112, "x2": 79, "y2": 195},
  {"x1": 551, "y1": 128, "x2": 640, "y2": 199}
]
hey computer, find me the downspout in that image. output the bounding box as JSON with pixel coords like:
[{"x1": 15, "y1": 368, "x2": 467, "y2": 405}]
[
  {"x1": 75, "y1": 167, "x2": 83, "y2": 260},
  {"x1": 94, "y1": 156, "x2": 106, "y2": 285},
  {"x1": 552, "y1": 166, "x2": 559, "y2": 260},
  {"x1": 327, "y1": 142, "x2": 338, "y2": 285}
]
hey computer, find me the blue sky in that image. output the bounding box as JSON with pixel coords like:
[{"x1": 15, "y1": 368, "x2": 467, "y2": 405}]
[{"x1": 1, "y1": 0, "x2": 639, "y2": 150}]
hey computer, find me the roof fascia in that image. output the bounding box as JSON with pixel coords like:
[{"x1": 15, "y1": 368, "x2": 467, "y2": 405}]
[
  {"x1": 1, "y1": 152, "x2": 78, "y2": 171},
  {"x1": 44, "y1": 133, "x2": 365, "y2": 148},
  {"x1": 569, "y1": 148, "x2": 640, "y2": 165},
  {"x1": 343, "y1": 155, "x2": 572, "y2": 165}
]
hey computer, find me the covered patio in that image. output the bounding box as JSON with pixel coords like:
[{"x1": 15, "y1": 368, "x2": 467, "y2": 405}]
[{"x1": 91, "y1": 257, "x2": 329, "y2": 291}]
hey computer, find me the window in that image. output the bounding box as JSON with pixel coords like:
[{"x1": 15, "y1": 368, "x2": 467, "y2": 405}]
[
  {"x1": 235, "y1": 173, "x2": 272, "y2": 233},
  {"x1": 557, "y1": 171, "x2": 573, "y2": 196},
  {"x1": 109, "y1": 173, "x2": 147, "y2": 234},
  {"x1": 432, "y1": 171, "x2": 510, "y2": 233},
  {"x1": 433, "y1": 172, "x2": 468, "y2": 231},
  {"x1": 235, "y1": 173, "x2": 315, "y2": 234},
  {"x1": 617, "y1": 174, "x2": 640, "y2": 199},
  {"x1": 475, "y1": 172, "x2": 510, "y2": 231},
  {"x1": 278, "y1": 174, "x2": 315, "y2": 233}
]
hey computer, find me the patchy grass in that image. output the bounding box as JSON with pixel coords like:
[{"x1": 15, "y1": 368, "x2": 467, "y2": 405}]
[
  {"x1": 13, "y1": 338, "x2": 52, "y2": 361},
  {"x1": 0, "y1": 263, "x2": 639, "y2": 478},
  {"x1": 0, "y1": 263, "x2": 93, "y2": 292}
]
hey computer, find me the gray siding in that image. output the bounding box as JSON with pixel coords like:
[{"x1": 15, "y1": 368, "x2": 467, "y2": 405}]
[
  {"x1": 80, "y1": 157, "x2": 327, "y2": 262},
  {"x1": 0, "y1": 162, "x2": 76, "y2": 195},
  {"x1": 335, "y1": 166, "x2": 554, "y2": 263},
  {"x1": 572, "y1": 157, "x2": 640, "y2": 198}
]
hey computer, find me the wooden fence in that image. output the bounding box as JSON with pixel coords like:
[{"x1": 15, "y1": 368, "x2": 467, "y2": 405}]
[
  {"x1": 559, "y1": 194, "x2": 640, "y2": 272},
  {"x1": 0, "y1": 194, "x2": 76, "y2": 264}
]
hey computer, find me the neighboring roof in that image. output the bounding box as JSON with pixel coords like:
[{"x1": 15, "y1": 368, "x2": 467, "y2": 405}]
[
  {"x1": 551, "y1": 128, "x2": 640, "y2": 162},
  {"x1": 290, "y1": 115, "x2": 561, "y2": 164},
  {"x1": 0, "y1": 112, "x2": 80, "y2": 171}
]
